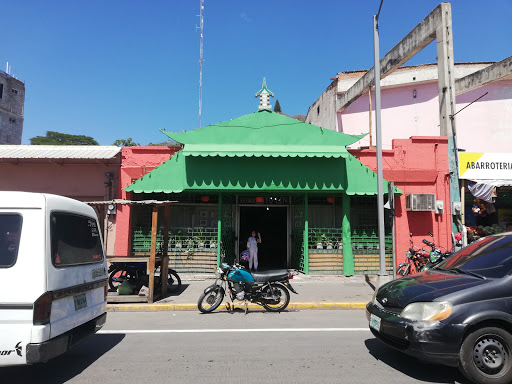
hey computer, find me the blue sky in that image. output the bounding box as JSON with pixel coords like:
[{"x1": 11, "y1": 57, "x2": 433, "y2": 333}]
[{"x1": 1, "y1": 0, "x2": 510, "y2": 145}]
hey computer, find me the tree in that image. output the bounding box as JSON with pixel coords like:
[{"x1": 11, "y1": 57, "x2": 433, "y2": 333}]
[
  {"x1": 30, "y1": 131, "x2": 99, "y2": 145},
  {"x1": 113, "y1": 138, "x2": 140, "y2": 147},
  {"x1": 273, "y1": 99, "x2": 282, "y2": 113}
]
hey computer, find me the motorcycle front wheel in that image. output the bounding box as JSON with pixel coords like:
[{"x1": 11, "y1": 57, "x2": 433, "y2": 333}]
[
  {"x1": 198, "y1": 286, "x2": 225, "y2": 313},
  {"x1": 262, "y1": 283, "x2": 290, "y2": 312},
  {"x1": 396, "y1": 264, "x2": 410, "y2": 277},
  {"x1": 108, "y1": 267, "x2": 130, "y2": 291},
  {"x1": 167, "y1": 270, "x2": 182, "y2": 293}
]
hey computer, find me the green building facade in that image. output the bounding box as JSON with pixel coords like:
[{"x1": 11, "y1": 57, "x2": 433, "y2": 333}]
[{"x1": 126, "y1": 94, "x2": 397, "y2": 275}]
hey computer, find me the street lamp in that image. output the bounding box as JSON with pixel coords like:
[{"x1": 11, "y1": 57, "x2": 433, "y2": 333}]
[{"x1": 373, "y1": 0, "x2": 388, "y2": 282}]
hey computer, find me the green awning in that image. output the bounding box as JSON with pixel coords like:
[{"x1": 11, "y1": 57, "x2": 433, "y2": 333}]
[{"x1": 125, "y1": 151, "x2": 401, "y2": 195}]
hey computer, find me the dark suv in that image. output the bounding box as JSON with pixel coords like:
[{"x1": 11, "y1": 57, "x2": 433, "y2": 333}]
[{"x1": 366, "y1": 233, "x2": 512, "y2": 384}]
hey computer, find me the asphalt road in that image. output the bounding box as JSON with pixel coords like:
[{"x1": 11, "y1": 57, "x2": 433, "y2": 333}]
[{"x1": 3, "y1": 310, "x2": 472, "y2": 384}]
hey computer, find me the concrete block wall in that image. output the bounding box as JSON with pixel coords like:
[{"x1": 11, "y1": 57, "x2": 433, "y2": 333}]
[{"x1": 0, "y1": 71, "x2": 25, "y2": 144}]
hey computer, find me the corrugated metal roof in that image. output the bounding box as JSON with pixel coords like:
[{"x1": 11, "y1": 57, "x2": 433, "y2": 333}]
[
  {"x1": 0, "y1": 145, "x2": 121, "y2": 159},
  {"x1": 336, "y1": 62, "x2": 496, "y2": 78}
]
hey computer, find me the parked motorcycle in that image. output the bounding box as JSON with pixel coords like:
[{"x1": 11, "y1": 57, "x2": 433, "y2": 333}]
[
  {"x1": 421, "y1": 233, "x2": 452, "y2": 270},
  {"x1": 396, "y1": 232, "x2": 452, "y2": 276},
  {"x1": 198, "y1": 262, "x2": 298, "y2": 313},
  {"x1": 396, "y1": 233, "x2": 430, "y2": 276},
  {"x1": 108, "y1": 261, "x2": 182, "y2": 293}
]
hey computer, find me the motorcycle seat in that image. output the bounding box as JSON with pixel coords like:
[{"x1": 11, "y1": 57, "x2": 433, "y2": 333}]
[{"x1": 251, "y1": 269, "x2": 289, "y2": 282}]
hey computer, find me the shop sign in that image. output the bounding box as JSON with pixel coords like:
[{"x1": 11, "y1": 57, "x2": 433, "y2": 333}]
[{"x1": 459, "y1": 153, "x2": 512, "y2": 180}]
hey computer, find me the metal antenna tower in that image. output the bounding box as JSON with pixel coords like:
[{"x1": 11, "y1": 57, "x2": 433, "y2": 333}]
[{"x1": 198, "y1": 0, "x2": 205, "y2": 128}]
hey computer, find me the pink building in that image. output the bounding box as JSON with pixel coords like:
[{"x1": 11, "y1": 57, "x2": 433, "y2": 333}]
[
  {"x1": 0, "y1": 144, "x2": 180, "y2": 258},
  {"x1": 0, "y1": 145, "x2": 121, "y2": 254},
  {"x1": 114, "y1": 146, "x2": 179, "y2": 256},
  {"x1": 306, "y1": 62, "x2": 512, "y2": 268},
  {"x1": 306, "y1": 63, "x2": 512, "y2": 152},
  {"x1": 350, "y1": 136, "x2": 452, "y2": 266}
]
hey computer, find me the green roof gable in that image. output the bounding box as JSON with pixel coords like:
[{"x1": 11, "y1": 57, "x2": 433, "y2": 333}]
[{"x1": 161, "y1": 110, "x2": 365, "y2": 158}]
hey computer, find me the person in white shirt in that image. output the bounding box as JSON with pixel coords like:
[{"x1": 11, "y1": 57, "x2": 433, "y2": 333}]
[{"x1": 247, "y1": 230, "x2": 262, "y2": 271}]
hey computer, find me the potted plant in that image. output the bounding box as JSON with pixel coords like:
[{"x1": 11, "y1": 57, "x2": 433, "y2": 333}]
[
  {"x1": 209, "y1": 237, "x2": 217, "y2": 249},
  {"x1": 185, "y1": 237, "x2": 194, "y2": 259},
  {"x1": 175, "y1": 229, "x2": 183, "y2": 249},
  {"x1": 326, "y1": 235, "x2": 334, "y2": 250},
  {"x1": 196, "y1": 228, "x2": 205, "y2": 248},
  {"x1": 313, "y1": 231, "x2": 323, "y2": 249}
]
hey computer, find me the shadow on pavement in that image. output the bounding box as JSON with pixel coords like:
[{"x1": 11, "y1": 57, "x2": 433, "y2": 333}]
[
  {"x1": 364, "y1": 338, "x2": 472, "y2": 384},
  {"x1": 166, "y1": 282, "x2": 190, "y2": 296},
  {"x1": 1, "y1": 333, "x2": 124, "y2": 384},
  {"x1": 157, "y1": 283, "x2": 191, "y2": 302},
  {"x1": 198, "y1": 303, "x2": 297, "y2": 315}
]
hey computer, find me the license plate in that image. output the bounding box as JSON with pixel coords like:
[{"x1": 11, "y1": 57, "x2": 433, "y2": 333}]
[
  {"x1": 370, "y1": 313, "x2": 381, "y2": 332},
  {"x1": 74, "y1": 293, "x2": 87, "y2": 311}
]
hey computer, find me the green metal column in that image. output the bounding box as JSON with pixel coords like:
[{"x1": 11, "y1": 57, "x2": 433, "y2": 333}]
[
  {"x1": 342, "y1": 193, "x2": 354, "y2": 276},
  {"x1": 217, "y1": 193, "x2": 222, "y2": 266},
  {"x1": 304, "y1": 193, "x2": 309, "y2": 275}
]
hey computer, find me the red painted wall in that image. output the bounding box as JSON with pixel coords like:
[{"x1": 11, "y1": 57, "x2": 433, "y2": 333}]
[
  {"x1": 114, "y1": 146, "x2": 180, "y2": 256},
  {"x1": 350, "y1": 136, "x2": 452, "y2": 268}
]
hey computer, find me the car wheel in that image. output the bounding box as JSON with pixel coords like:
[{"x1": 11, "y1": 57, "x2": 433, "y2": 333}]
[{"x1": 459, "y1": 326, "x2": 512, "y2": 384}]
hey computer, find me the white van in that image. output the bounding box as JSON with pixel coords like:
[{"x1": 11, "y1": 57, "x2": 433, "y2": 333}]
[{"x1": 0, "y1": 192, "x2": 107, "y2": 366}]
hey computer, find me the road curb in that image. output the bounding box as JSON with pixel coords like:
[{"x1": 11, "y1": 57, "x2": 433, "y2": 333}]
[{"x1": 107, "y1": 302, "x2": 368, "y2": 312}]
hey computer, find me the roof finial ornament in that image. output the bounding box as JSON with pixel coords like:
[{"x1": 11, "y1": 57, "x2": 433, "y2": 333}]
[{"x1": 255, "y1": 77, "x2": 274, "y2": 111}]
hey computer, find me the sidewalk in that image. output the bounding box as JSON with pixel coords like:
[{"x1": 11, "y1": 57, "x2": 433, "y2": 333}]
[{"x1": 107, "y1": 274, "x2": 376, "y2": 312}]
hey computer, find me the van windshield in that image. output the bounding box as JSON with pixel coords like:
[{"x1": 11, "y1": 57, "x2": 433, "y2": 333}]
[
  {"x1": 0, "y1": 214, "x2": 22, "y2": 268},
  {"x1": 51, "y1": 213, "x2": 104, "y2": 267},
  {"x1": 436, "y1": 235, "x2": 512, "y2": 279}
]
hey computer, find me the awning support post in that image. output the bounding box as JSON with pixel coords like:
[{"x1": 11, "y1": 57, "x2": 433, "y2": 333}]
[
  {"x1": 148, "y1": 205, "x2": 159, "y2": 304},
  {"x1": 342, "y1": 194, "x2": 354, "y2": 276},
  {"x1": 161, "y1": 205, "x2": 170, "y2": 297},
  {"x1": 217, "y1": 193, "x2": 222, "y2": 266},
  {"x1": 304, "y1": 193, "x2": 309, "y2": 275}
]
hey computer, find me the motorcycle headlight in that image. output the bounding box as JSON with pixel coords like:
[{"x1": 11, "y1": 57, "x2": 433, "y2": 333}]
[
  {"x1": 400, "y1": 301, "x2": 452, "y2": 321},
  {"x1": 215, "y1": 267, "x2": 222, "y2": 278}
]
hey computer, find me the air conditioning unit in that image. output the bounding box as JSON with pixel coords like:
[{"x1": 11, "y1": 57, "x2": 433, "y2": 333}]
[{"x1": 406, "y1": 194, "x2": 436, "y2": 212}]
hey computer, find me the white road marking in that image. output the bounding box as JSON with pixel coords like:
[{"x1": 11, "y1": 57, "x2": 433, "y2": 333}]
[{"x1": 98, "y1": 328, "x2": 370, "y2": 334}]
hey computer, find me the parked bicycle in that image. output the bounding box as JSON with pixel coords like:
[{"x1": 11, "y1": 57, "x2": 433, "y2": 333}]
[{"x1": 108, "y1": 261, "x2": 182, "y2": 293}]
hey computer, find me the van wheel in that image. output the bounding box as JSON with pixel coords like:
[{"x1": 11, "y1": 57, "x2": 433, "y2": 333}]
[{"x1": 459, "y1": 326, "x2": 512, "y2": 384}]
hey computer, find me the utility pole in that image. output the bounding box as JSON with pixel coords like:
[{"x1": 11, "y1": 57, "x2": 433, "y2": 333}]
[
  {"x1": 373, "y1": 0, "x2": 388, "y2": 284},
  {"x1": 198, "y1": 0, "x2": 205, "y2": 128}
]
